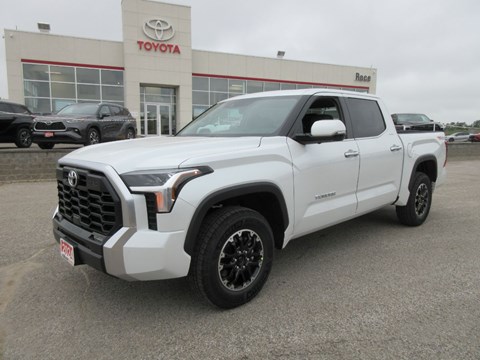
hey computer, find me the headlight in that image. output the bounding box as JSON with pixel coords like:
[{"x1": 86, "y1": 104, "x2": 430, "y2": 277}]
[{"x1": 121, "y1": 167, "x2": 213, "y2": 213}]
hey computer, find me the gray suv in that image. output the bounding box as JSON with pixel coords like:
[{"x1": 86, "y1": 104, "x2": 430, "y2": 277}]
[{"x1": 32, "y1": 102, "x2": 136, "y2": 149}]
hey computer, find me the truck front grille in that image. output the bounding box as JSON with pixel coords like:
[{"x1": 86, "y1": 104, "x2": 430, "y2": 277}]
[{"x1": 56, "y1": 167, "x2": 122, "y2": 236}]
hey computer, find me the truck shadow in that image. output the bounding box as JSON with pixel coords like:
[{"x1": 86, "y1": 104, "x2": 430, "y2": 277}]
[{"x1": 77, "y1": 206, "x2": 402, "y2": 314}]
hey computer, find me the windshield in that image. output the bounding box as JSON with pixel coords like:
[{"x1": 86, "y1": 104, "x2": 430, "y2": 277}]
[
  {"x1": 57, "y1": 103, "x2": 98, "y2": 116},
  {"x1": 395, "y1": 114, "x2": 430, "y2": 124},
  {"x1": 177, "y1": 96, "x2": 301, "y2": 137}
]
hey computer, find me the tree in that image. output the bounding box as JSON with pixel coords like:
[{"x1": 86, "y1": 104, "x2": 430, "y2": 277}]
[{"x1": 472, "y1": 120, "x2": 480, "y2": 128}]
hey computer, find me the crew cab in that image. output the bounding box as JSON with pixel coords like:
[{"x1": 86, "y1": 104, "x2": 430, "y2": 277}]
[{"x1": 53, "y1": 89, "x2": 447, "y2": 308}]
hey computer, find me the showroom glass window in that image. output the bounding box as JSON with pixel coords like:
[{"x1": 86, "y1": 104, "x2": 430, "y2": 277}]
[
  {"x1": 23, "y1": 63, "x2": 124, "y2": 114},
  {"x1": 191, "y1": 76, "x2": 366, "y2": 119}
]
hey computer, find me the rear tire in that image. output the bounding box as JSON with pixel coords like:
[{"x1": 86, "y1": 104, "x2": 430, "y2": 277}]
[
  {"x1": 189, "y1": 206, "x2": 274, "y2": 309},
  {"x1": 126, "y1": 128, "x2": 135, "y2": 139},
  {"x1": 15, "y1": 128, "x2": 32, "y2": 148},
  {"x1": 38, "y1": 143, "x2": 55, "y2": 150},
  {"x1": 396, "y1": 172, "x2": 432, "y2": 226}
]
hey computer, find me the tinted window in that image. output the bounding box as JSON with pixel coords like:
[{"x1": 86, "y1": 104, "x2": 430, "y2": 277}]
[
  {"x1": 11, "y1": 104, "x2": 31, "y2": 114},
  {"x1": 110, "y1": 105, "x2": 122, "y2": 116},
  {"x1": 0, "y1": 103, "x2": 12, "y2": 112},
  {"x1": 58, "y1": 103, "x2": 98, "y2": 115},
  {"x1": 347, "y1": 98, "x2": 385, "y2": 138},
  {"x1": 301, "y1": 97, "x2": 344, "y2": 135},
  {"x1": 100, "y1": 106, "x2": 111, "y2": 117}
]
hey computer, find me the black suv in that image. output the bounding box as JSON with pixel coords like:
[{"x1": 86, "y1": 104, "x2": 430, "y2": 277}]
[
  {"x1": 0, "y1": 100, "x2": 35, "y2": 148},
  {"x1": 32, "y1": 102, "x2": 136, "y2": 149}
]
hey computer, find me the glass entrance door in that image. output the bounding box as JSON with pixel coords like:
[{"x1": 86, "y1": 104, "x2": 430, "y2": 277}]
[
  {"x1": 144, "y1": 103, "x2": 172, "y2": 136},
  {"x1": 159, "y1": 104, "x2": 172, "y2": 135}
]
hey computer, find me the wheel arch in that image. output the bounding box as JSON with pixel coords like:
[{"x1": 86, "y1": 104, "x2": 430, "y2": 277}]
[
  {"x1": 184, "y1": 183, "x2": 289, "y2": 256},
  {"x1": 86, "y1": 125, "x2": 101, "y2": 142},
  {"x1": 411, "y1": 155, "x2": 437, "y2": 189}
]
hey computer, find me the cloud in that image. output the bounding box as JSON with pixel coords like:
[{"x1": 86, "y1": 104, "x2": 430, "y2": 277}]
[{"x1": 1, "y1": 0, "x2": 479, "y2": 123}]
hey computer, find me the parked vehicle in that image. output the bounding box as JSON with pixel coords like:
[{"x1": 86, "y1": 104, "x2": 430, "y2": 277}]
[
  {"x1": 53, "y1": 89, "x2": 447, "y2": 308},
  {"x1": 391, "y1": 113, "x2": 444, "y2": 131},
  {"x1": 0, "y1": 100, "x2": 35, "y2": 148},
  {"x1": 469, "y1": 133, "x2": 480, "y2": 142},
  {"x1": 445, "y1": 132, "x2": 471, "y2": 142},
  {"x1": 32, "y1": 102, "x2": 136, "y2": 149}
]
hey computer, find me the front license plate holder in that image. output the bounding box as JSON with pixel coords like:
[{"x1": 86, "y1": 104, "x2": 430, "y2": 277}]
[{"x1": 60, "y1": 238, "x2": 75, "y2": 266}]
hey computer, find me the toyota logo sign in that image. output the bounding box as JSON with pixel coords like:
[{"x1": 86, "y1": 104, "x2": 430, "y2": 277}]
[{"x1": 143, "y1": 18, "x2": 175, "y2": 42}]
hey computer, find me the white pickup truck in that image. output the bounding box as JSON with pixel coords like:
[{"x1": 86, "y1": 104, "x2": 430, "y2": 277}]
[{"x1": 53, "y1": 89, "x2": 447, "y2": 308}]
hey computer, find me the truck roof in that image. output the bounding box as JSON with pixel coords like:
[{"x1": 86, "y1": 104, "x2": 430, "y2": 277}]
[{"x1": 219, "y1": 88, "x2": 380, "y2": 102}]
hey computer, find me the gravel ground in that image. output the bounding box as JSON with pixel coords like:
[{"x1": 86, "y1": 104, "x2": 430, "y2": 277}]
[{"x1": 0, "y1": 160, "x2": 479, "y2": 359}]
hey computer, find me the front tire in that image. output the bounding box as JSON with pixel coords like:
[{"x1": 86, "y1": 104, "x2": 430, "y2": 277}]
[
  {"x1": 38, "y1": 143, "x2": 55, "y2": 150},
  {"x1": 190, "y1": 206, "x2": 274, "y2": 309},
  {"x1": 15, "y1": 128, "x2": 32, "y2": 148},
  {"x1": 396, "y1": 172, "x2": 432, "y2": 226},
  {"x1": 85, "y1": 128, "x2": 100, "y2": 146}
]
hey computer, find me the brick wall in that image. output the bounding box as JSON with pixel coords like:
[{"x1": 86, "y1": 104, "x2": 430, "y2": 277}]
[
  {"x1": 0, "y1": 143, "x2": 479, "y2": 184},
  {"x1": 0, "y1": 149, "x2": 69, "y2": 183}
]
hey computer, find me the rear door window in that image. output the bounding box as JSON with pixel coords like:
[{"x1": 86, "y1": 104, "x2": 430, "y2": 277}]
[
  {"x1": 346, "y1": 98, "x2": 386, "y2": 138},
  {"x1": 109, "y1": 105, "x2": 123, "y2": 116}
]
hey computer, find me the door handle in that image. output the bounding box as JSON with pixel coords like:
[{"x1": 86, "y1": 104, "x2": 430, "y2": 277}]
[
  {"x1": 390, "y1": 145, "x2": 403, "y2": 152},
  {"x1": 344, "y1": 149, "x2": 359, "y2": 158}
]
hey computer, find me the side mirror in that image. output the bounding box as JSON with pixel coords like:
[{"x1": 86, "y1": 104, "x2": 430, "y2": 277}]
[
  {"x1": 99, "y1": 113, "x2": 110, "y2": 119},
  {"x1": 293, "y1": 119, "x2": 346, "y2": 144}
]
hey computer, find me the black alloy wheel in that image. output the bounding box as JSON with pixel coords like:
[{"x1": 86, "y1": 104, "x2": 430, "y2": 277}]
[
  {"x1": 15, "y1": 127, "x2": 32, "y2": 148},
  {"x1": 126, "y1": 128, "x2": 135, "y2": 139},
  {"x1": 218, "y1": 229, "x2": 264, "y2": 291}
]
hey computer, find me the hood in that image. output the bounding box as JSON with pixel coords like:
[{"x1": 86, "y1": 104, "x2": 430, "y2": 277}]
[
  {"x1": 60, "y1": 136, "x2": 262, "y2": 174},
  {"x1": 34, "y1": 114, "x2": 93, "y2": 123}
]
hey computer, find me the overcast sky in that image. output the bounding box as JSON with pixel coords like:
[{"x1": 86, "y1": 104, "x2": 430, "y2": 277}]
[{"x1": 1, "y1": 0, "x2": 479, "y2": 124}]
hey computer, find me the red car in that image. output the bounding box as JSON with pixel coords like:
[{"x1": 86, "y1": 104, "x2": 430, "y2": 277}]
[{"x1": 469, "y1": 133, "x2": 480, "y2": 142}]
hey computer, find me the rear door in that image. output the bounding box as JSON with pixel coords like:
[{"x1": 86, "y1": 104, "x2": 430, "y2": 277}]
[
  {"x1": 0, "y1": 103, "x2": 15, "y2": 135},
  {"x1": 98, "y1": 105, "x2": 115, "y2": 140},
  {"x1": 344, "y1": 97, "x2": 403, "y2": 215},
  {"x1": 108, "y1": 105, "x2": 126, "y2": 139}
]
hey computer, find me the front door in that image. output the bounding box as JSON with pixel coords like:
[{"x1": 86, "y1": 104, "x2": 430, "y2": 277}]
[{"x1": 144, "y1": 103, "x2": 173, "y2": 136}]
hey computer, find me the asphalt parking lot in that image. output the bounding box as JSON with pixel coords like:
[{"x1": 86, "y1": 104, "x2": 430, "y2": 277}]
[{"x1": 0, "y1": 160, "x2": 479, "y2": 359}]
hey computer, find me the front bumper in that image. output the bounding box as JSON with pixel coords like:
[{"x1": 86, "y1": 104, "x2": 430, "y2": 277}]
[
  {"x1": 32, "y1": 130, "x2": 85, "y2": 144},
  {"x1": 54, "y1": 159, "x2": 194, "y2": 281}
]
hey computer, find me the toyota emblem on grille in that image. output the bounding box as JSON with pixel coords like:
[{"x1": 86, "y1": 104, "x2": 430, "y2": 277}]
[{"x1": 67, "y1": 170, "x2": 78, "y2": 188}]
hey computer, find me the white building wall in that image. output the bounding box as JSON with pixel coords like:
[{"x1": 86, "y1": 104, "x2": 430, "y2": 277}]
[
  {"x1": 4, "y1": 30, "x2": 123, "y2": 104},
  {"x1": 192, "y1": 50, "x2": 376, "y2": 93},
  {"x1": 122, "y1": 0, "x2": 192, "y2": 128}
]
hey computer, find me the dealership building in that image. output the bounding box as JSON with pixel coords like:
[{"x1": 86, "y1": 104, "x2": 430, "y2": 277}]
[{"x1": 4, "y1": 0, "x2": 377, "y2": 136}]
